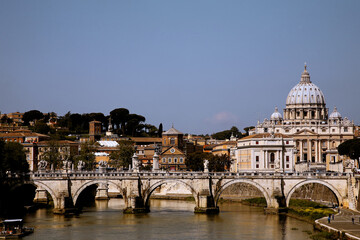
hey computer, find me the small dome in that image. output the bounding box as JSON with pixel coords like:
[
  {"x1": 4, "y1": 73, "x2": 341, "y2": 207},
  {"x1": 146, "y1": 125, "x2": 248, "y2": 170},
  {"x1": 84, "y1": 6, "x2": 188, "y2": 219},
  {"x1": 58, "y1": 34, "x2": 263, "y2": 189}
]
[
  {"x1": 271, "y1": 107, "x2": 283, "y2": 120},
  {"x1": 286, "y1": 65, "x2": 326, "y2": 106},
  {"x1": 329, "y1": 107, "x2": 342, "y2": 119}
]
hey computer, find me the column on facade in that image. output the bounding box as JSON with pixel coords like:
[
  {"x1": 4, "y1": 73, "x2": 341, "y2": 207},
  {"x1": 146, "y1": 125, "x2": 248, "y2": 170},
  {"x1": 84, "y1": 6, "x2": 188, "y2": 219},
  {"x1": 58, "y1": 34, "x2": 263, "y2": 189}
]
[
  {"x1": 308, "y1": 139, "x2": 312, "y2": 162},
  {"x1": 314, "y1": 140, "x2": 318, "y2": 163},
  {"x1": 299, "y1": 140, "x2": 303, "y2": 161},
  {"x1": 318, "y1": 140, "x2": 322, "y2": 162},
  {"x1": 300, "y1": 109, "x2": 304, "y2": 119},
  {"x1": 264, "y1": 150, "x2": 268, "y2": 169}
]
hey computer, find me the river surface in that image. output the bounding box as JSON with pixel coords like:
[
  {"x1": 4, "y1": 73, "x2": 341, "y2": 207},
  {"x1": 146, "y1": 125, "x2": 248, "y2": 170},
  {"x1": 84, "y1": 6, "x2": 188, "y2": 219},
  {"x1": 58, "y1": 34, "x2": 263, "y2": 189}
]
[{"x1": 24, "y1": 199, "x2": 316, "y2": 240}]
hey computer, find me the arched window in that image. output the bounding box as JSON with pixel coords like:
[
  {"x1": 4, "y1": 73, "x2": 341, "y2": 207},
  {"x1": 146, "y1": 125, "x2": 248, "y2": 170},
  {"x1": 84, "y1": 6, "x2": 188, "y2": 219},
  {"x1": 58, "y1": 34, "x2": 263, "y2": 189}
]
[{"x1": 270, "y1": 153, "x2": 275, "y2": 163}]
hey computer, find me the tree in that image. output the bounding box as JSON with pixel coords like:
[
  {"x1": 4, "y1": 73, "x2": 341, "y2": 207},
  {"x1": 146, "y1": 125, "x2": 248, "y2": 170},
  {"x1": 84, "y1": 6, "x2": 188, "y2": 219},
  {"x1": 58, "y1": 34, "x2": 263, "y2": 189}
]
[
  {"x1": 208, "y1": 154, "x2": 231, "y2": 172},
  {"x1": 212, "y1": 126, "x2": 242, "y2": 140},
  {"x1": 109, "y1": 141, "x2": 135, "y2": 169},
  {"x1": 22, "y1": 110, "x2": 44, "y2": 125},
  {"x1": 243, "y1": 126, "x2": 255, "y2": 136},
  {"x1": 126, "y1": 114, "x2": 146, "y2": 136},
  {"x1": 33, "y1": 120, "x2": 51, "y2": 134},
  {"x1": 0, "y1": 141, "x2": 29, "y2": 174},
  {"x1": 110, "y1": 108, "x2": 130, "y2": 135},
  {"x1": 158, "y1": 123, "x2": 163, "y2": 137},
  {"x1": 338, "y1": 139, "x2": 360, "y2": 166},
  {"x1": 1, "y1": 115, "x2": 13, "y2": 124},
  {"x1": 75, "y1": 142, "x2": 96, "y2": 171},
  {"x1": 186, "y1": 152, "x2": 212, "y2": 171}
]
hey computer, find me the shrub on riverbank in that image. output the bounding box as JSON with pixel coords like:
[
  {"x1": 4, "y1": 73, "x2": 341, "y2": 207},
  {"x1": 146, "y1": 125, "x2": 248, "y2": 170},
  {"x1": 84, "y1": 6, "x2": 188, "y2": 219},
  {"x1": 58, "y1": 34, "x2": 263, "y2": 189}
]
[
  {"x1": 240, "y1": 197, "x2": 267, "y2": 207},
  {"x1": 288, "y1": 199, "x2": 335, "y2": 221}
]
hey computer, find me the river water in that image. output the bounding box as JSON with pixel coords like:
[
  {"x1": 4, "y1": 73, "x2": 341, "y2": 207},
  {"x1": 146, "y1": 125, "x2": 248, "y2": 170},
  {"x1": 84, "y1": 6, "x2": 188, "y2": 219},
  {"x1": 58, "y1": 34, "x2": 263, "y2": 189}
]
[{"x1": 24, "y1": 199, "x2": 316, "y2": 240}]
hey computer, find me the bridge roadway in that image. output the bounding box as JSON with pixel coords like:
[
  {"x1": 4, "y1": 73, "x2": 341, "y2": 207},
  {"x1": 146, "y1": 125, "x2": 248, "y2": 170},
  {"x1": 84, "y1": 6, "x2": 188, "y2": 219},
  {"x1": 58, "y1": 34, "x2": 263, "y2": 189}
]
[{"x1": 27, "y1": 170, "x2": 358, "y2": 214}]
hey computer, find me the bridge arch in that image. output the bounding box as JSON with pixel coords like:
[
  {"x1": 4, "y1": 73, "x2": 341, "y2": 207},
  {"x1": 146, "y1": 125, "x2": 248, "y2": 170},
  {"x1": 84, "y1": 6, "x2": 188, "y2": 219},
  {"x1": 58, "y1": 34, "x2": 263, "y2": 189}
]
[
  {"x1": 214, "y1": 179, "x2": 271, "y2": 207},
  {"x1": 285, "y1": 179, "x2": 342, "y2": 207},
  {"x1": 143, "y1": 179, "x2": 198, "y2": 208},
  {"x1": 73, "y1": 180, "x2": 122, "y2": 206},
  {"x1": 32, "y1": 180, "x2": 58, "y2": 208}
]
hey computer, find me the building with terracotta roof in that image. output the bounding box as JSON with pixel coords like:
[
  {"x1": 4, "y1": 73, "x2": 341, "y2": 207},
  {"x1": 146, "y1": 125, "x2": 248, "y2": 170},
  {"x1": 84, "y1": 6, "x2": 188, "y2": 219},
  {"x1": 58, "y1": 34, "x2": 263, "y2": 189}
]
[
  {"x1": 162, "y1": 126, "x2": 184, "y2": 150},
  {"x1": 160, "y1": 146, "x2": 186, "y2": 171}
]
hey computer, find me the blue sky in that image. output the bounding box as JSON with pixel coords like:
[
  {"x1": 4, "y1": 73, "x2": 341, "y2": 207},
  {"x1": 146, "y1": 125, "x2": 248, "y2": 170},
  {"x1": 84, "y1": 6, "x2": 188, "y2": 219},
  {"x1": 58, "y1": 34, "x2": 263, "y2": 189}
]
[{"x1": 1, "y1": 0, "x2": 359, "y2": 134}]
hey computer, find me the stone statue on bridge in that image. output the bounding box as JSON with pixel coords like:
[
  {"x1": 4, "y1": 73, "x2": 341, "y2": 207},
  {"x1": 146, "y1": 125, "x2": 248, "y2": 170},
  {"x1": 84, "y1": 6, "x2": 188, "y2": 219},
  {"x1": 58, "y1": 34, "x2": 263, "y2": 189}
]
[
  {"x1": 62, "y1": 160, "x2": 72, "y2": 171},
  {"x1": 38, "y1": 160, "x2": 48, "y2": 171},
  {"x1": 77, "y1": 160, "x2": 85, "y2": 171},
  {"x1": 204, "y1": 160, "x2": 209, "y2": 173},
  {"x1": 132, "y1": 153, "x2": 141, "y2": 172},
  {"x1": 98, "y1": 161, "x2": 108, "y2": 173}
]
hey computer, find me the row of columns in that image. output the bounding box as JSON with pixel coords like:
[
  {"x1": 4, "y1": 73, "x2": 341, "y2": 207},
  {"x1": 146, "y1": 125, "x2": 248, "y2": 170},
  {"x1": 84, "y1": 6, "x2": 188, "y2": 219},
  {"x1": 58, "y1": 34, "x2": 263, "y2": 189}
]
[
  {"x1": 298, "y1": 140, "x2": 327, "y2": 162},
  {"x1": 284, "y1": 108, "x2": 327, "y2": 121}
]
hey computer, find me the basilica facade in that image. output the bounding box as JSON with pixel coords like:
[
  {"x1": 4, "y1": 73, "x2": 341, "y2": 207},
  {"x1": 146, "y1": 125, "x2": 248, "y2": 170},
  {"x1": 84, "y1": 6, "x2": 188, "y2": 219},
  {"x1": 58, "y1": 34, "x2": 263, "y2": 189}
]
[{"x1": 232, "y1": 65, "x2": 355, "y2": 172}]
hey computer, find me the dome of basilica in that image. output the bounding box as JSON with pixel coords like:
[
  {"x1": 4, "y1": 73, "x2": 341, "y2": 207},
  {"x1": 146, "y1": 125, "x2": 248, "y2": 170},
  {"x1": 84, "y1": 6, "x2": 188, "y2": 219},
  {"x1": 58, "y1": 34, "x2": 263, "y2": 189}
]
[
  {"x1": 286, "y1": 65, "x2": 325, "y2": 106},
  {"x1": 270, "y1": 107, "x2": 282, "y2": 120},
  {"x1": 329, "y1": 107, "x2": 342, "y2": 119}
]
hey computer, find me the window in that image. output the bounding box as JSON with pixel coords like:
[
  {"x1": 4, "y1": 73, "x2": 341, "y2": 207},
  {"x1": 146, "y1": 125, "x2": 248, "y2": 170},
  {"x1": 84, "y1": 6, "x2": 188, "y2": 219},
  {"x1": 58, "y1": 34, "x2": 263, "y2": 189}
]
[
  {"x1": 256, "y1": 156, "x2": 259, "y2": 162},
  {"x1": 180, "y1": 158, "x2": 184, "y2": 163},
  {"x1": 286, "y1": 156, "x2": 289, "y2": 162},
  {"x1": 256, "y1": 141, "x2": 259, "y2": 145},
  {"x1": 344, "y1": 127, "x2": 348, "y2": 132},
  {"x1": 168, "y1": 158, "x2": 172, "y2": 163},
  {"x1": 174, "y1": 158, "x2": 178, "y2": 163},
  {"x1": 164, "y1": 139, "x2": 166, "y2": 145},
  {"x1": 170, "y1": 138, "x2": 175, "y2": 145},
  {"x1": 270, "y1": 153, "x2": 275, "y2": 163},
  {"x1": 162, "y1": 158, "x2": 166, "y2": 163},
  {"x1": 286, "y1": 141, "x2": 289, "y2": 144},
  {"x1": 264, "y1": 128, "x2": 268, "y2": 133},
  {"x1": 286, "y1": 164, "x2": 289, "y2": 168},
  {"x1": 256, "y1": 164, "x2": 259, "y2": 169},
  {"x1": 332, "y1": 129, "x2": 335, "y2": 132}
]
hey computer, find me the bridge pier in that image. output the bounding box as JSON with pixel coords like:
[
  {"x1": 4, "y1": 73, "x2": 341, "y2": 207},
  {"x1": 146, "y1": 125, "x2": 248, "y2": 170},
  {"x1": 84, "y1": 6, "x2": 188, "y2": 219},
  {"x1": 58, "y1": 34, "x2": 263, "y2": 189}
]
[
  {"x1": 194, "y1": 189, "x2": 219, "y2": 214},
  {"x1": 123, "y1": 195, "x2": 149, "y2": 214},
  {"x1": 53, "y1": 191, "x2": 77, "y2": 214},
  {"x1": 33, "y1": 188, "x2": 48, "y2": 204},
  {"x1": 95, "y1": 183, "x2": 109, "y2": 200}
]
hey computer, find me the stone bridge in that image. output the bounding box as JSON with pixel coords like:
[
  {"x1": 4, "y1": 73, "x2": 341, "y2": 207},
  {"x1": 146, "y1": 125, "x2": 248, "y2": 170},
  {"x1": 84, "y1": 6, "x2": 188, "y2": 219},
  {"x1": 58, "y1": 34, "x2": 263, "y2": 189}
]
[{"x1": 27, "y1": 171, "x2": 359, "y2": 214}]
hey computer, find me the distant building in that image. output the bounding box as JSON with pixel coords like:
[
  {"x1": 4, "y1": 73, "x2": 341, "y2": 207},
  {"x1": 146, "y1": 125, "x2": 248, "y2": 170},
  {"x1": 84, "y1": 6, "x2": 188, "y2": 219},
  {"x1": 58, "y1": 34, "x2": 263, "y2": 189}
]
[
  {"x1": 232, "y1": 133, "x2": 295, "y2": 172},
  {"x1": 234, "y1": 65, "x2": 355, "y2": 172},
  {"x1": 2, "y1": 112, "x2": 24, "y2": 125},
  {"x1": 89, "y1": 120, "x2": 102, "y2": 141},
  {"x1": 162, "y1": 126, "x2": 184, "y2": 150},
  {"x1": 160, "y1": 146, "x2": 186, "y2": 171}
]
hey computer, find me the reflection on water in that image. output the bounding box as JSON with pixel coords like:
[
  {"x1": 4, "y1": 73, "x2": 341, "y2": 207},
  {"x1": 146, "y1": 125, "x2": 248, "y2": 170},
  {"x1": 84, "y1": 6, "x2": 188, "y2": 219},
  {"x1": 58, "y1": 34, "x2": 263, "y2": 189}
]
[{"x1": 24, "y1": 199, "x2": 314, "y2": 240}]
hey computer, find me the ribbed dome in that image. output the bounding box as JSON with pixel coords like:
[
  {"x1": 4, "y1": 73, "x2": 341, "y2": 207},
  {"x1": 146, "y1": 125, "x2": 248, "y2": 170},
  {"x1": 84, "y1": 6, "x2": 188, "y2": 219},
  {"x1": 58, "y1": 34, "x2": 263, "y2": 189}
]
[
  {"x1": 286, "y1": 65, "x2": 325, "y2": 106},
  {"x1": 270, "y1": 107, "x2": 283, "y2": 120},
  {"x1": 329, "y1": 107, "x2": 342, "y2": 119}
]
